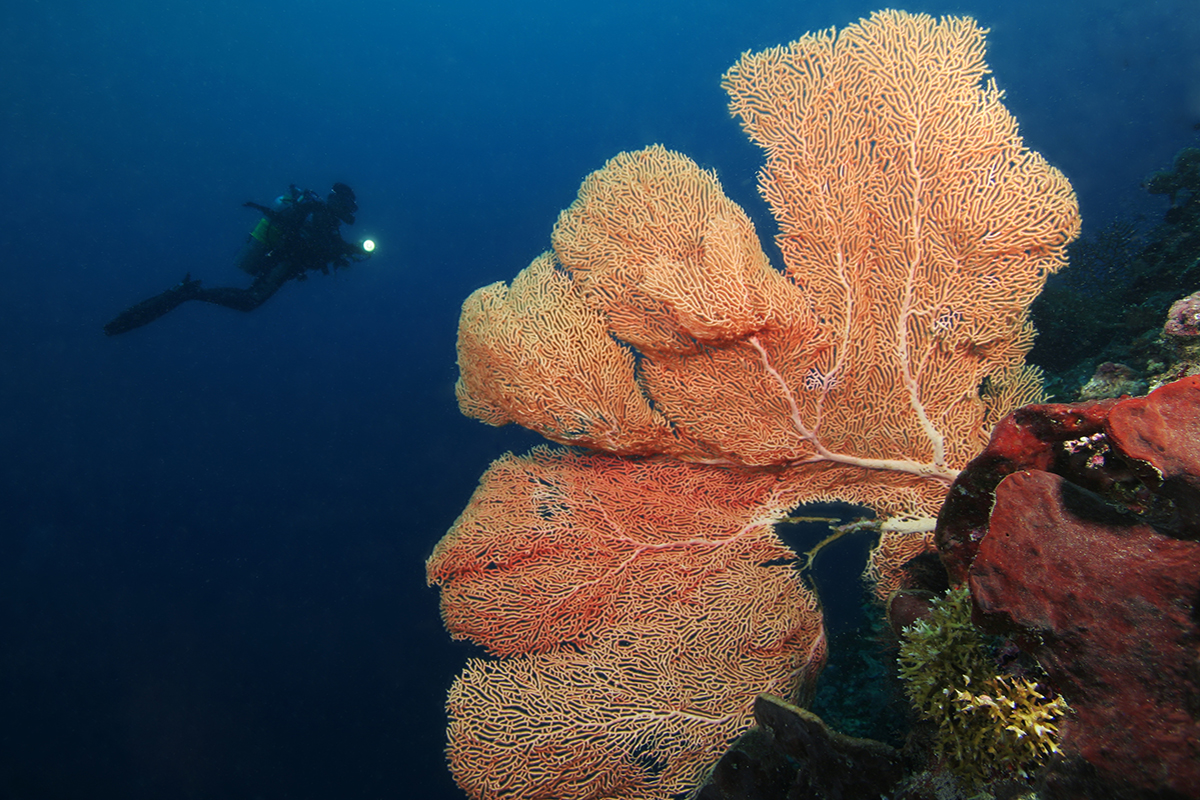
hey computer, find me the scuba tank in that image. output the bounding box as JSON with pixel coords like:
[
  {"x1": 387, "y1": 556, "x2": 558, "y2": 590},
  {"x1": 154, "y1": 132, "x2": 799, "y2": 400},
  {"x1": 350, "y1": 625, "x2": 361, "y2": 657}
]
[{"x1": 235, "y1": 185, "x2": 317, "y2": 276}]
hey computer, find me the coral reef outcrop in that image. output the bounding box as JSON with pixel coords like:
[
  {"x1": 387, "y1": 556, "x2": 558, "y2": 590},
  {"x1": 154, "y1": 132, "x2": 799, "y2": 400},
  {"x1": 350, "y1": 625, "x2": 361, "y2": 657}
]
[{"x1": 937, "y1": 376, "x2": 1200, "y2": 798}]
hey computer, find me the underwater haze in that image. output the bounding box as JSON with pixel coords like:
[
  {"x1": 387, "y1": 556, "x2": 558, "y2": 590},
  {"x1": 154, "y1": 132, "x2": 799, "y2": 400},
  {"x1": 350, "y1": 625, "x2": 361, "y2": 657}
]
[{"x1": 1, "y1": 0, "x2": 1197, "y2": 798}]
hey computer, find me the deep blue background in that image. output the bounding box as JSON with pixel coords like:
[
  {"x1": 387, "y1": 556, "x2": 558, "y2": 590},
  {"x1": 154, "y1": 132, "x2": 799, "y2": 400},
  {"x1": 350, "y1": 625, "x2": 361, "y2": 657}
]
[{"x1": 2, "y1": 1, "x2": 1197, "y2": 798}]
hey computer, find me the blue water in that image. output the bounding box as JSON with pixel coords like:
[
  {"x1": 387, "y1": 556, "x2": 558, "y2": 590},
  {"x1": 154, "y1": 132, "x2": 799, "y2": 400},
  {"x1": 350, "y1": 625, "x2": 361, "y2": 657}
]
[{"x1": 1, "y1": 1, "x2": 1196, "y2": 797}]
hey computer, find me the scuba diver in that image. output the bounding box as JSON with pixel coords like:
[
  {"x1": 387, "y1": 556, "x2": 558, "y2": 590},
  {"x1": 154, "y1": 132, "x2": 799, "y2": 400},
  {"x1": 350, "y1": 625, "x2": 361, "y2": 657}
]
[{"x1": 104, "y1": 183, "x2": 373, "y2": 336}]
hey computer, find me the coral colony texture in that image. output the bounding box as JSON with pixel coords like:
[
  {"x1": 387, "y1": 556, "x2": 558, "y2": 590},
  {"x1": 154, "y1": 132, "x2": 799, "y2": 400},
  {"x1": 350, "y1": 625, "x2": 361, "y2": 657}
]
[
  {"x1": 897, "y1": 585, "x2": 1068, "y2": 787},
  {"x1": 426, "y1": 10, "x2": 1079, "y2": 800}
]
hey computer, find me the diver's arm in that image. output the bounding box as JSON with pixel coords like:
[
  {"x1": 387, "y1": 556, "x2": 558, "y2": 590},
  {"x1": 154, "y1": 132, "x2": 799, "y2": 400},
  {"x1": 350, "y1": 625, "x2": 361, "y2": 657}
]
[
  {"x1": 244, "y1": 197, "x2": 314, "y2": 225},
  {"x1": 331, "y1": 236, "x2": 371, "y2": 267},
  {"x1": 243, "y1": 201, "x2": 276, "y2": 218}
]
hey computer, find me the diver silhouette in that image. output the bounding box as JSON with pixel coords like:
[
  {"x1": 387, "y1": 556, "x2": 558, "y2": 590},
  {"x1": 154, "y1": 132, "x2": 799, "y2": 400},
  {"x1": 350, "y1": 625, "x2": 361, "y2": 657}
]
[{"x1": 104, "y1": 183, "x2": 372, "y2": 336}]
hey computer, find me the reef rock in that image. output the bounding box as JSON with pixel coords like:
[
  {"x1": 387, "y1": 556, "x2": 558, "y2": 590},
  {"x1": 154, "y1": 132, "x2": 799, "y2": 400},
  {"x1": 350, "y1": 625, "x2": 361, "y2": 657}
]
[
  {"x1": 694, "y1": 694, "x2": 903, "y2": 800},
  {"x1": 1077, "y1": 361, "x2": 1146, "y2": 400},
  {"x1": 1164, "y1": 290, "x2": 1200, "y2": 339},
  {"x1": 936, "y1": 376, "x2": 1200, "y2": 799}
]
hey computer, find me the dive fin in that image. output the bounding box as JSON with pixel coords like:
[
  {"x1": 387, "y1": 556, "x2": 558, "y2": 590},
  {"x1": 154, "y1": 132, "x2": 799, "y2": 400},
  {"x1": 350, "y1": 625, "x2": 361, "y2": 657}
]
[{"x1": 104, "y1": 276, "x2": 202, "y2": 336}]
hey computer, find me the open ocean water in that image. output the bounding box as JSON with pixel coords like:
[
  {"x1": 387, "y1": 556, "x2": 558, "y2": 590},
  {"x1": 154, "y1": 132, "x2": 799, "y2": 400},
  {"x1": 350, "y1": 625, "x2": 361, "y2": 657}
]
[{"x1": 1, "y1": 1, "x2": 1197, "y2": 798}]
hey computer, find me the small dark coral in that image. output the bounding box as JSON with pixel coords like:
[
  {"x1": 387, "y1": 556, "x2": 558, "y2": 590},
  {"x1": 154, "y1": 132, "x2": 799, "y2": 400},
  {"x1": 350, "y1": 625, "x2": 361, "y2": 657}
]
[{"x1": 695, "y1": 695, "x2": 904, "y2": 800}]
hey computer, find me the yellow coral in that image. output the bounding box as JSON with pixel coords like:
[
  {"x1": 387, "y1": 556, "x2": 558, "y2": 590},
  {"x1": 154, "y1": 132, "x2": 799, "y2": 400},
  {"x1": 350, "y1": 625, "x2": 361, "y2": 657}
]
[{"x1": 897, "y1": 585, "x2": 1069, "y2": 787}]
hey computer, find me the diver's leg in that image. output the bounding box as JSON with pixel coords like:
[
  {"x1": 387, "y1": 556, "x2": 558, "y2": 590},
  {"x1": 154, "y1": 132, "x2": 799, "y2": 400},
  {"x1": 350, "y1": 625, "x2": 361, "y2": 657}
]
[
  {"x1": 189, "y1": 286, "x2": 268, "y2": 312},
  {"x1": 104, "y1": 260, "x2": 295, "y2": 334},
  {"x1": 103, "y1": 276, "x2": 203, "y2": 336},
  {"x1": 191, "y1": 261, "x2": 293, "y2": 312}
]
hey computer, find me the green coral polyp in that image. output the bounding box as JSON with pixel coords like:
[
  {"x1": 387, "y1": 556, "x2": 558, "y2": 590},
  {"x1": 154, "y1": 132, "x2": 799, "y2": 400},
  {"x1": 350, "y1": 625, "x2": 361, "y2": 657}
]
[{"x1": 898, "y1": 585, "x2": 1069, "y2": 786}]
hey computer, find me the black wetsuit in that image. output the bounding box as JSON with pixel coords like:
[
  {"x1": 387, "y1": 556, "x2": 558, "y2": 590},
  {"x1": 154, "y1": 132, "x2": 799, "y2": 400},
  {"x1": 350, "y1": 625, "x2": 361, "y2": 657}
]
[{"x1": 104, "y1": 195, "x2": 365, "y2": 336}]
